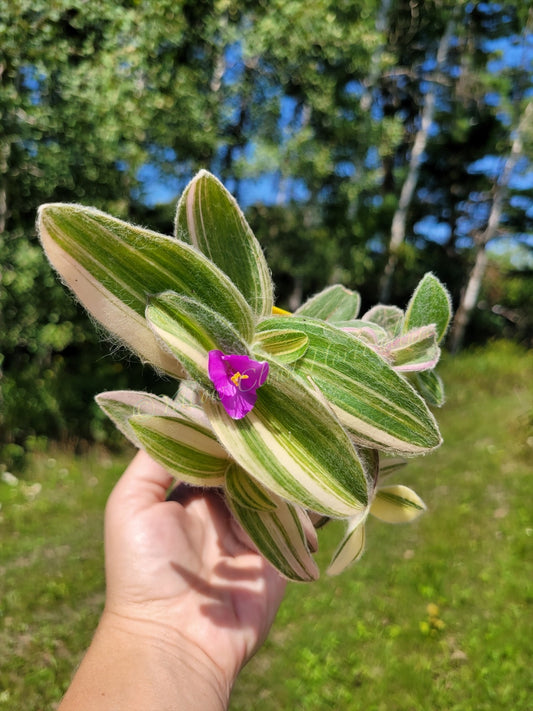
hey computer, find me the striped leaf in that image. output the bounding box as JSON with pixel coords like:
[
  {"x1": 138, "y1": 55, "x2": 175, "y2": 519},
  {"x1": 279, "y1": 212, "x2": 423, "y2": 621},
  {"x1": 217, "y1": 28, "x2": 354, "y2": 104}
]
[
  {"x1": 175, "y1": 170, "x2": 273, "y2": 318},
  {"x1": 327, "y1": 517, "x2": 366, "y2": 576},
  {"x1": 387, "y1": 325, "x2": 440, "y2": 372},
  {"x1": 295, "y1": 285, "x2": 361, "y2": 322},
  {"x1": 96, "y1": 390, "x2": 188, "y2": 448},
  {"x1": 37, "y1": 204, "x2": 254, "y2": 376},
  {"x1": 225, "y1": 463, "x2": 277, "y2": 511},
  {"x1": 412, "y1": 369, "x2": 445, "y2": 407},
  {"x1": 129, "y1": 414, "x2": 228, "y2": 486},
  {"x1": 370, "y1": 485, "x2": 426, "y2": 523},
  {"x1": 257, "y1": 317, "x2": 442, "y2": 454},
  {"x1": 225, "y1": 470, "x2": 319, "y2": 582},
  {"x1": 146, "y1": 292, "x2": 248, "y2": 389},
  {"x1": 362, "y1": 304, "x2": 404, "y2": 337},
  {"x1": 253, "y1": 328, "x2": 309, "y2": 363},
  {"x1": 403, "y1": 273, "x2": 452, "y2": 343},
  {"x1": 204, "y1": 359, "x2": 370, "y2": 518}
]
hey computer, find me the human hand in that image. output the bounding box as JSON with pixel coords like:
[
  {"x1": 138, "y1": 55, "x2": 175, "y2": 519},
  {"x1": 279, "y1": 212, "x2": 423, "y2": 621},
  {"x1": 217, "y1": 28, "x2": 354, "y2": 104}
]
[{"x1": 102, "y1": 450, "x2": 286, "y2": 700}]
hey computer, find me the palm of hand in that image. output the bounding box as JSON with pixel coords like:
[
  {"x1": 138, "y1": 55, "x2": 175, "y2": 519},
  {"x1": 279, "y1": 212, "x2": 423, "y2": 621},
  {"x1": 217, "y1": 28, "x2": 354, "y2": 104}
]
[{"x1": 104, "y1": 452, "x2": 286, "y2": 680}]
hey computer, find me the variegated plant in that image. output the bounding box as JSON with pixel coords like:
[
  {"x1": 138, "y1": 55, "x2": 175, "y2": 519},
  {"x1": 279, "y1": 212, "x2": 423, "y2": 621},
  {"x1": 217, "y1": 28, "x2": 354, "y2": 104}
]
[{"x1": 37, "y1": 170, "x2": 452, "y2": 582}]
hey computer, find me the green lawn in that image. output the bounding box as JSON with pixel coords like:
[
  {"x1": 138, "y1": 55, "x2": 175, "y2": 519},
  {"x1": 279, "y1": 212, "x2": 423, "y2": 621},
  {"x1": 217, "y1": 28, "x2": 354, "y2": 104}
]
[{"x1": 1, "y1": 341, "x2": 532, "y2": 710}]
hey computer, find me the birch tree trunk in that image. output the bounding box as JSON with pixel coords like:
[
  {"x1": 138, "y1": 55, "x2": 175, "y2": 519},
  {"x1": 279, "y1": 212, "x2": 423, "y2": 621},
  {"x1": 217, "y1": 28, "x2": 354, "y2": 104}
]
[
  {"x1": 449, "y1": 101, "x2": 532, "y2": 353},
  {"x1": 379, "y1": 19, "x2": 454, "y2": 303}
]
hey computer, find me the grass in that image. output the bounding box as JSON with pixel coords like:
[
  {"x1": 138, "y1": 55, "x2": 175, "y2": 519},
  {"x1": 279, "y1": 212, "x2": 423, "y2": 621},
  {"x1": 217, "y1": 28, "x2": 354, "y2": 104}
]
[{"x1": 1, "y1": 341, "x2": 532, "y2": 710}]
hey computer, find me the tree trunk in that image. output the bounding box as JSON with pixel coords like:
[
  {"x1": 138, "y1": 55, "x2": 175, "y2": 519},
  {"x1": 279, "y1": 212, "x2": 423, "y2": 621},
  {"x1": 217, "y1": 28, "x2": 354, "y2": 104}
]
[
  {"x1": 379, "y1": 19, "x2": 454, "y2": 303},
  {"x1": 449, "y1": 101, "x2": 532, "y2": 352}
]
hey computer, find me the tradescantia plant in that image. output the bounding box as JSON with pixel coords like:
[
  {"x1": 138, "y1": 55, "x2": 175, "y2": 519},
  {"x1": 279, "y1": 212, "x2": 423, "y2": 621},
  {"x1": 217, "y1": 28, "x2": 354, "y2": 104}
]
[{"x1": 37, "y1": 170, "x2": 452, "y2": 582}]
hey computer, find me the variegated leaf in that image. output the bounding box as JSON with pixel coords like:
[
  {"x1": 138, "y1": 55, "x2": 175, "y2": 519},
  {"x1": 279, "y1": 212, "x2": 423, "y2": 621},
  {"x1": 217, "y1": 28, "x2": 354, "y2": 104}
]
[
  {"x1": 175, "y1": 170, "x2": 273, "y2": 318},
  {"x1": 362, "y1": 304, "x2": 404, "y2": 337},
  {"x1": 204, "y1": 359, "x2": 370, "y2": 518},
  {"x1": 257, "y1": 317, "x2": 442, "y2": 455},
  {"x1": 96, "y1": 390, "x2": 186, "y2": 448},
  {"x1": 146, "y1": 292, "x2": 248, "y2": 389},
  {"x1": 295, "y1": 285, "x2": 361, "y2": 322},
  {"x1": 403, "y1": 273, "x2": 452, "y2": 343},
  {"x1": 225, "y1": 472, "x2": 320, "y2": 582},
  {"x1": 37, "y1": 204, "x2": 254, "y2": 377},
  {"x1": 370, "y1": 485, "x2": 426, "y2": 523},
  {"x1": 412, "y1": 369, "x2": 446, "y2": 407},
  {"x1": 327, "y1": 517, "x2": 367, "y2": 576},
  {"x1": 253, "y1": 328, "x2": 309, "y2": 363},
  {"x1": 225, "y1": 463, "x2": 277, "y2": 511},
  {"x1": 387, "y1": 325, "x2": 440, "y2": 372},
  {"x1": 129, "y1": 414, "x2": 228, "y2": 486}
]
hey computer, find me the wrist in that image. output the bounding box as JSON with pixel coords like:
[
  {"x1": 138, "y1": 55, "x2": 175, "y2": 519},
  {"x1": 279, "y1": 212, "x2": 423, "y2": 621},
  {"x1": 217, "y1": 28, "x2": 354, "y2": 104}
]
[{"x1": 59, "y1": 610, "x2": 232, "y2": 711}]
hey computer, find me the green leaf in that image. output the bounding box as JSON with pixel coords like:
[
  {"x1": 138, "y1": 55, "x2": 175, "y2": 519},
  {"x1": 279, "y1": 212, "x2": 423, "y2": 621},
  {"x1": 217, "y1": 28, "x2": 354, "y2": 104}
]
[
  {"x1": 204, "y1": 359, "x2": 370, "y2": 518},
  {"x1": 370, "y1": 485, "x2": 426, "y2": 523},
  {"x1": 403, "y1": 273, "x2": 452, "y2": 342},
  {"x1": 96, "y1": 390, "x2": 186, "y2": 448},
  {"x1": 146, "y1": 292, "x2": 248, "y2": 389},
  {"x1": 362, "y1": 305, "x2": 404, "y2": 337},
  {"x1": 129, "y1": 414, "x2": 228, "y2": 486},
  {"x1": 225, "y1": 471, "x2": 319, "y2": 582},
  {"x1": 412, "y1": 369, "x2": 446, "y2": 407},
  {"x1": 175, "y1": 170, "x2": 273, "y2": 318},
  {"x1": 327, "y1": 517, "x2": 366, "y2": 576},
  {"x1": 257, "y1": 317, "x2": 442, "y2": 454},
  {"x1": 225, "y1": 463, "x2": 277, "y2": 511},
  {"x1": 37, "y1": 204, "x2": 254, "y2": 376},
  {"x1": 387, "y1": 325, "x2": 440, "y2": 372},
  {"x1": 295, "y1": 284, "x2": 361, "y2": 321},
  {"x1": 253, "y1": 328, "x2": 309, "y2": 363}
]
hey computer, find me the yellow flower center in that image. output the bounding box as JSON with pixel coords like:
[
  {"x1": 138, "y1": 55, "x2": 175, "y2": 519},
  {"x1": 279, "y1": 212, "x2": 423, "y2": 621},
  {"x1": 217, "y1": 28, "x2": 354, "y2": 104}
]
[{"x1": 230, "y1": 371, "x2": 249, "y2": 387}]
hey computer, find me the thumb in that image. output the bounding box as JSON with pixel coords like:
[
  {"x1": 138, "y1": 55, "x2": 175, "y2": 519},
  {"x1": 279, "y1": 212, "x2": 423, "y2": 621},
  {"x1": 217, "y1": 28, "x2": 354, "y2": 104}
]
[{"x1": 107, "y1": 450, "x2": 174, "y2": 517}]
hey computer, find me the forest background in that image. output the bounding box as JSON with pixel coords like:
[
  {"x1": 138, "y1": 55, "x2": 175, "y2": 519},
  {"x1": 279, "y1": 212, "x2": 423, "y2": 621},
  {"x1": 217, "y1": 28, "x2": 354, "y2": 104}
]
[{"x1": 1, "y1": 0, "x2": 532, "y2": 467}]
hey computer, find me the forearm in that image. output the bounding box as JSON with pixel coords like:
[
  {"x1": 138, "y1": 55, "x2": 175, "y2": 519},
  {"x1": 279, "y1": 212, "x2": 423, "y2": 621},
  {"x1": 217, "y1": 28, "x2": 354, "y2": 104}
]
[{"x1": 58, "y1": 612, "x2": 232, "y2": 711}]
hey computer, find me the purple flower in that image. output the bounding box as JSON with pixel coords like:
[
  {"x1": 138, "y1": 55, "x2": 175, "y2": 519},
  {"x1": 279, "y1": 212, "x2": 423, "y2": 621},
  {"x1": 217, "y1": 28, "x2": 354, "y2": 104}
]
[{"x1": 207, "y1": 350, "x2": 269, "y2": 420}]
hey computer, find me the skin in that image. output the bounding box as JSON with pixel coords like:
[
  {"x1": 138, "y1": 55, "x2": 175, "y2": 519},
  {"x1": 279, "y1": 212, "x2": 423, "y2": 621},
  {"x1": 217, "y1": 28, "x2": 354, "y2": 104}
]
[{"x1": 58, "y1": 450, "x2": 286, "y2": 711}]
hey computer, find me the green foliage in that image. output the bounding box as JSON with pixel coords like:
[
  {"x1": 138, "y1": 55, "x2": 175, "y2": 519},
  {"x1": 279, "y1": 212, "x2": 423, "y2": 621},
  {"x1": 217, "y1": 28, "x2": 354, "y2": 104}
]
[{"x1": 1, "y1": 343, "x2": 531, "y2": 708}]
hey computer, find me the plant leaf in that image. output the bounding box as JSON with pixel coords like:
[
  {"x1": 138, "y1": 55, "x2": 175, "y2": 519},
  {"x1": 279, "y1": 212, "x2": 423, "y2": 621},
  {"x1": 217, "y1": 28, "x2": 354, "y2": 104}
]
[
  {"x1": 327, "y1": 517, "x2": 366, "y2": 576},
  {"x1": 204, "y1": 359, "x2": 370, "y2": 518},
  {"x1": 412, "y1": 369, "x2": 446, "y2": 407},
  {"x1": 225, "y1": 462, "x2": 277, "y2": 511},
  {"x1": 253, "y1": 328, "x2": 309, "y2": 363},
  {"x1": 96, "y1": 390, "x2": 187, "y2": 448},
  {"x1": 146, "y1": 292, "x2": 248, "y2": 389},
  {"x1": 129, "y1": 414, "x2": 228, "y2": 486},
  {"x1": 175, "y1": 170, "x2": 273, "y2": 318},
  {"x1": 225, "y1": 470, "x2": 320, "y2": 582},
  {"x1": 37, "y1": 204, "x2": 254, "y2": 376},
  {"x1": 403, "y1": 273, "x2": 452, "y2": 342},
  {"x1": 362, "y1": 304, "x2": 404, "y2": 337},
  {"x1": 370, "y1": 485, "x2": 426, "y2": 523},
  {"x1": 257, "y1": 317, "x2": 442, "y2": 454},
  {"x1": 387, "y1": 325, "x2": 441, "y2": 372},
  {"x1": 295, "y1": 285, "x2": 361, "y2": 321}
]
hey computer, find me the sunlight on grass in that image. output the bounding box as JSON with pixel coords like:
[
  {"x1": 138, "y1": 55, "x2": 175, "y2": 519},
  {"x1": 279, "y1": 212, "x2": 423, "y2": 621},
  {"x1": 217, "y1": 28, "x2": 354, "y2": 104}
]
[{"x1": 1, "y1": 342, "x2": 531, "y2": 710}]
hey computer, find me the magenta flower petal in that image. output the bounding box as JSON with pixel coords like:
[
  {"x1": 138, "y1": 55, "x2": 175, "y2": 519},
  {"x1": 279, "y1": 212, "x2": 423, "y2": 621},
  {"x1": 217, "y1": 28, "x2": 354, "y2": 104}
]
[{"x1": 207, "y1": 350, "x2": 269, "y2": 419}]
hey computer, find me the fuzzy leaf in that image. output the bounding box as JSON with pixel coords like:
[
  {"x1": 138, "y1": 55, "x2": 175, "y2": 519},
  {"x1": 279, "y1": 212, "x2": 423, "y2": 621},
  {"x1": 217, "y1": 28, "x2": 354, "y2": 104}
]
[
  {"x1": 175, "y1": 170, "x2": 273, "y2": 318},
  {"x1": 37, "y1": 204, "x2": 254, "y2": 376},
  {"x1": 146, "y1": 292, "x2": 248, "y2": 389},
  {"x1": 403, "y1": 273, "x2": 452, "y2": 342},
  {"x1": 225, "y1": 463, "x2": 277, "y2": 512},
  {"x1": 388, "y1": 325, "x2": 440, "y2": 372},
  {"x1": 204, "y1": 359, "x2": 370, "y2": 518},
  {"x1": 327, "y1": 517, "x2": 366, "y2": 576},
  {"x1": 129, "y1": 414, "x2": 227, "y2": 486},
  {"x1": 295, "y1": 285, "x2": 361, "y2": 322},
  {"x1": 412, "y1": 369, "x2": 446, "y2": 407},
  {"x1": 370, "y1": 485, "x2": 426, "y2": 523},
  {"x1": 253, "y1": 329, "x2": 309, "y2": 363},
  {"x1": 96, "y1": 390, "x2": 187, "y2": 448},
  {"x1": 362, "y1": 304, "x2": 404, "y2": 337},
  {"x1": 225, "y1": 469, "x2": 319, "y2": 582},
  {"x1": 257, "y1": 317, "x2": 442, "y2": 455}
]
